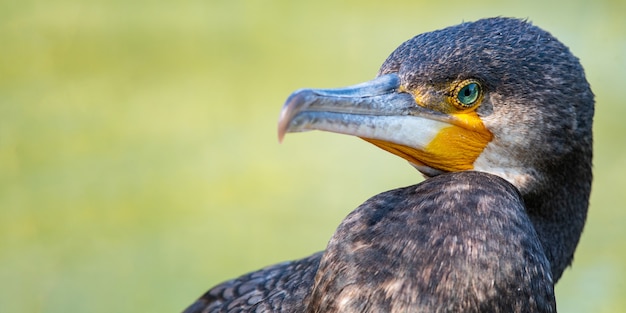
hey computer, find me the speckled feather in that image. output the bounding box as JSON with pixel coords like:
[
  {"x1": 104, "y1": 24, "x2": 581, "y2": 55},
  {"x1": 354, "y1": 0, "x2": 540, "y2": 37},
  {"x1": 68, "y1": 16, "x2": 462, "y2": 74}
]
[{"x1": 307, "y1": 172, "x2": 555, "y2": 313}]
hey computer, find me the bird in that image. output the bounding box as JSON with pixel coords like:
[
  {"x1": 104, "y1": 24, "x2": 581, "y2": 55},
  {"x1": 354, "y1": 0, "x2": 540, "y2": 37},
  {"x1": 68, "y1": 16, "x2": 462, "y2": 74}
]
[{"x1": 183, "y1": 17, "x2": 593, "y2": 313}]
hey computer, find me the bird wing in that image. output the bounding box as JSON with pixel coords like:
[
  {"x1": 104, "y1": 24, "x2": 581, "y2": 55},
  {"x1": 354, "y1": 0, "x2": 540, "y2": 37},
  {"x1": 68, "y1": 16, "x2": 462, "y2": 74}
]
[{"x1": 183, "y1": 252, "x2": 322, "y2": 313}]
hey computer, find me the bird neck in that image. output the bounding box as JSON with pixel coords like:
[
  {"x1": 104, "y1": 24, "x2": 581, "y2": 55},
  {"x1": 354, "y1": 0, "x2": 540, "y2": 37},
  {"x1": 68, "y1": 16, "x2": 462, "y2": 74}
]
[{"x1": 523, "y1": 145, "x2": 592, "y2": 281}]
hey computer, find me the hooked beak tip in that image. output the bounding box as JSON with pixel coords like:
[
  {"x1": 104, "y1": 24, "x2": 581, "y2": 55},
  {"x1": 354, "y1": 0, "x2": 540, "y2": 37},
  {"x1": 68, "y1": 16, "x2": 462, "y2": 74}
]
[
  {"x1": 277, "y1": 104, "x2": 291, "y2": 143},
  {"x1": 277, "y1": 128, "x2": 286, "y2": 143},
  {"x1": 277, "y1": 89, "x2": 313, "y2": 143}
]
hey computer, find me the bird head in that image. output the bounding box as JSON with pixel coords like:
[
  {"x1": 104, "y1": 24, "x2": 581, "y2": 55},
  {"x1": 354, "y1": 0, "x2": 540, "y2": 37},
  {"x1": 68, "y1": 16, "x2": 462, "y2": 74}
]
[{"x1": 278, "y1": 17, "x2": 593, "y2": 193}]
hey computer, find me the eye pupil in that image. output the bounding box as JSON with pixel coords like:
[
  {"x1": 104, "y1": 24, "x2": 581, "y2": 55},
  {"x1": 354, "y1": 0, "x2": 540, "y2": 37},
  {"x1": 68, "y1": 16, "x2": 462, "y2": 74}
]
[{"x1": 456, "y1": 82, "x2": 480, "y2": 107}]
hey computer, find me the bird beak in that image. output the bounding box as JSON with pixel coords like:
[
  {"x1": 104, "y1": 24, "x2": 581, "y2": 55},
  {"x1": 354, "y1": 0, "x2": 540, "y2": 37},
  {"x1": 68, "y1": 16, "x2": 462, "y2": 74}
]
[{"x1": 277, "y1": 73, "x2": 492, "y2": 176}]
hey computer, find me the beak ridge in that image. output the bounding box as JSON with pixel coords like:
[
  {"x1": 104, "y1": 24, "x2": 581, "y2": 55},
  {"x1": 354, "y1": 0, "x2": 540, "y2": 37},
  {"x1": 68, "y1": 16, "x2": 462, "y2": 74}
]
[{"x1": 278, "y1": 74, "x2": 409, "y2": 142}]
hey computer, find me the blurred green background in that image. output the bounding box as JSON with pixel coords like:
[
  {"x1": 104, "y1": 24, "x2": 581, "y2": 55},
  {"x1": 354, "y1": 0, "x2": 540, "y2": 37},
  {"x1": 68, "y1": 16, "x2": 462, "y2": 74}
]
[{"x1": 1, "y1": 0, "x2": 624, "y2": 312}]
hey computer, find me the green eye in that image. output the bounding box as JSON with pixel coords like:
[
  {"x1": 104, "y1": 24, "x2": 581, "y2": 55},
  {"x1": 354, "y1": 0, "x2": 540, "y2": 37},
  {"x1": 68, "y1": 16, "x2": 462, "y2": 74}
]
[{"x1": 455, "y1": 81, "x2": 482, "y2": 108}]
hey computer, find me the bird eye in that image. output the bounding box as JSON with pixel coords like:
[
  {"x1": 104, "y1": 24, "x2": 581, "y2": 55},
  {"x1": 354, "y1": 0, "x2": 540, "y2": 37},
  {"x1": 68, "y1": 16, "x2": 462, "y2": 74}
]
[{"x1": 453, "y1": 80, "x2": 482, "y2": 109}]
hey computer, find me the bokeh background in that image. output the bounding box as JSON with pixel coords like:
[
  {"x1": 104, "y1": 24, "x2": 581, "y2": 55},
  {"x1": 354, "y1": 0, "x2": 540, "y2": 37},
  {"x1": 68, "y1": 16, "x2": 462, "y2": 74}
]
[{"x1": 1, "y1": 0, "x2": 625, "y2": 312}]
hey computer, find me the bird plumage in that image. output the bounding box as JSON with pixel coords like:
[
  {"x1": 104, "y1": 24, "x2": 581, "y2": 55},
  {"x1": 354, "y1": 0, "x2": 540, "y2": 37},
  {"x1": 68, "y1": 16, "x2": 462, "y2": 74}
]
[{"x1": 185, "y1": 173, "x2": 556, "y2": 313}]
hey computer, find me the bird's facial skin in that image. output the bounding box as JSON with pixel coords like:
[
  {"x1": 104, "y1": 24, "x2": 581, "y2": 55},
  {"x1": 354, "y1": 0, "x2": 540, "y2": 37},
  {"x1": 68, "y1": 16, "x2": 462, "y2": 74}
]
[
  {"x1": 277, "y1": 74, "x2": 493, "y2": 177},
  {"x1": 382, "y1": 79, "x2": 492, "y2": 173}
]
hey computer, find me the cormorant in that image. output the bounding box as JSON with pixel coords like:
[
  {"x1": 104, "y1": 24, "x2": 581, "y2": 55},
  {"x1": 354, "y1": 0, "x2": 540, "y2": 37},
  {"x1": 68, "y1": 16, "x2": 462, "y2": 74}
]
[{"x1": 183, "y1": 17, "x2": 593, "y2": 312}]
